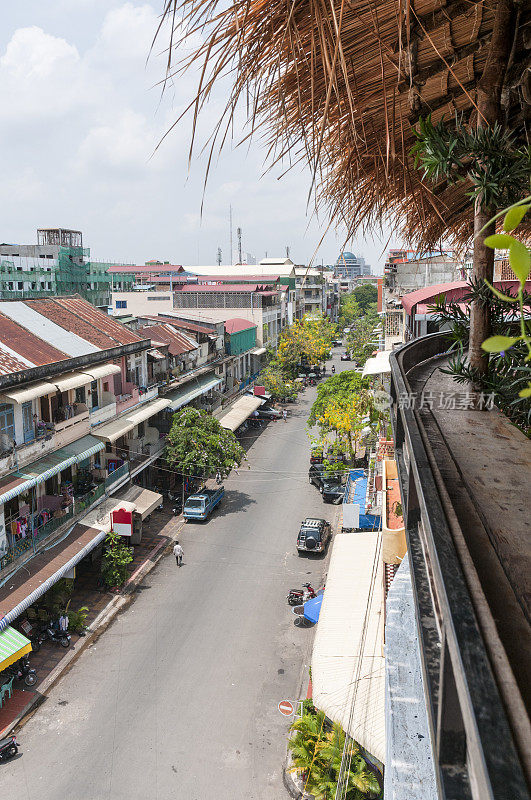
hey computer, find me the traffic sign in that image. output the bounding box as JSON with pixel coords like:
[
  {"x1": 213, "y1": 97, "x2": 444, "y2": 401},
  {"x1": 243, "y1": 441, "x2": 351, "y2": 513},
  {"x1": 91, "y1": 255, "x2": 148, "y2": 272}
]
[{"x1": 278, "y1": 700, "x2": 295, "y2": 717}]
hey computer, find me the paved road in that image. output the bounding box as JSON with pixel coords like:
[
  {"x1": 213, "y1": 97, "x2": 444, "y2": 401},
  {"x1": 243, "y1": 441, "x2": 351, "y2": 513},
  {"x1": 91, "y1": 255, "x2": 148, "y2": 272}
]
[{"x1": 2, "y1": 358, "x2": 344, "y2": 800}]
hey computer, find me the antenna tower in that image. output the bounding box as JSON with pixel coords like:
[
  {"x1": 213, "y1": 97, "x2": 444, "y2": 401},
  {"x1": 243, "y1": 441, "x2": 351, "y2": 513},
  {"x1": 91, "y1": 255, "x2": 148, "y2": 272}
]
[{"x1": 237, "y1": 227, "x2": 242, "y2": 264}]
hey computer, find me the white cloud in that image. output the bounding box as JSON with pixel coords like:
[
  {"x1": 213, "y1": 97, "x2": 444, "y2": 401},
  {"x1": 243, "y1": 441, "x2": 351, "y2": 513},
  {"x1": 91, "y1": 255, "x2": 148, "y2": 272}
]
[{"x1": 0, "y1": 25, "x2": 79, "y2": 80}]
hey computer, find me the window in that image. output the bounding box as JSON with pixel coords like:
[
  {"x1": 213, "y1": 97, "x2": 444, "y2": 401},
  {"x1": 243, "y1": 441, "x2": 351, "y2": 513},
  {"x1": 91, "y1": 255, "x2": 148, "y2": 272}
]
[
  {"x1": 17, "y1": 282, "x2": 23, "y2": 290},
  {"x1": 147, "y1": 295, "x2": 170, "y2": 301},
  {"x1": 0, "y1": 403, "x2": 15, "y2": 446},
  {"x1": 116, "y1": 300, "x2": 127, "y2": 309}
]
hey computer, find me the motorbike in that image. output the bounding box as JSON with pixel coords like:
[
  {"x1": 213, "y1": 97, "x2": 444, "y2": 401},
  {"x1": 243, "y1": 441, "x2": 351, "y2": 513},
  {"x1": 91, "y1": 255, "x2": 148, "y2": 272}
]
[
  {"x1": 331, "y1": 365, "x2": 336, "y2": 374},
  {"x1": 36, "y1": 625, "x2": 71, "y2": 649},
  {"x1": 0, "y1": 736, "x2": 19, "y2": 761},
  {"x1": 287, "y1": 582, "x2": 318, "y2": 606},
  {"x1": 10, "y1": 656, "x2": 37, "y2": 687}
]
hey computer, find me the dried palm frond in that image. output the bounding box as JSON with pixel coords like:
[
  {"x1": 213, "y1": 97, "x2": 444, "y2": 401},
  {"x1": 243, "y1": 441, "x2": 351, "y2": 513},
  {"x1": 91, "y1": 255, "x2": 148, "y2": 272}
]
[{"x1": 156, "y1": 0, "x2": 530, "y2": 249}]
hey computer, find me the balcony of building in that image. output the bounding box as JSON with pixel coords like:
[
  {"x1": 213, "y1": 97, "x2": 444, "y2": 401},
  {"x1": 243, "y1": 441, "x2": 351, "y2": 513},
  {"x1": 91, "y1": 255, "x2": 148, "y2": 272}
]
[
  {"x1": 388, "y1": 332, "x2": 530, "y2": 800},
  {"x1": 115, "y1": 383, "x2": 158, "y2": 413}
]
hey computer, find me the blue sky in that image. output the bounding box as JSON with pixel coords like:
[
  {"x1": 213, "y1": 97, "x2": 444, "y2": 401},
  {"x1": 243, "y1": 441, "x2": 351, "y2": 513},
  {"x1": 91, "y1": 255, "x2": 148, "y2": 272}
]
[{"x1": 0, "y1": 1, "x2": 392, "y2": 271}]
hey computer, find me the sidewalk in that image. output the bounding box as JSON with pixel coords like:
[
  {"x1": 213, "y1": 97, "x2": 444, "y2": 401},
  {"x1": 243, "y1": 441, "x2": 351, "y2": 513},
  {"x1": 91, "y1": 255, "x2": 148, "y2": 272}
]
[{"x1": 0, "y1": 504, "x2": 184, "y2": 737}]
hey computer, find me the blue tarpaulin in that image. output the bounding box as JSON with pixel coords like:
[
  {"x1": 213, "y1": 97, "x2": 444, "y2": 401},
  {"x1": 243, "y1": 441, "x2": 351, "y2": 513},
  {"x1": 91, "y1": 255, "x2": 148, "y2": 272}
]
[
  {"x1": 343, "y1": 469, "x2": 381, "y2": 531},
  {"x1": 304, "y1": 594, "x2": 323, "y2": 623}
]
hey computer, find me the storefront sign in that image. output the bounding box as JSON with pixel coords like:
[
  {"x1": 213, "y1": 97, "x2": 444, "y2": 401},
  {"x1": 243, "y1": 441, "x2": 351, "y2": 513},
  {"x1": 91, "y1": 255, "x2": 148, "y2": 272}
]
[{"x1": 111, "y1": 507, "x2": 133, "y2": 537}]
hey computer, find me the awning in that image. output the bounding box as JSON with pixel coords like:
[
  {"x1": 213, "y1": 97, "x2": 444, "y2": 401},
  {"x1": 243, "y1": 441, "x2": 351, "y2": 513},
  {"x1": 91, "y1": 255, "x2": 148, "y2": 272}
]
[
  {"x1": 125, "y1": 397, "x2": 171, "y2": 426},
  {"x1": 0, "y1": 435, "x2": 105, "y2": 508},
  {"x1": 0, "y1": 381, "x2": 57, "y2": 404},
  {"x1": 81, "y1": 363, "x2": 121, "y2": 381},
  {"x1": 362, "y1": 351, "x2": 391, "y2": 377},
  {"x1": 251, "y1": 347, "x2": 267, "y2": 356},
  {"x1": 118, "y1": 485, "x2": 163, "y2": 519},
  {"x1": 165, "y1": 374, "x2": 222, "y2": 411},
  {"x1": 218, "y1": 395, "x2": 263, "y2": 432},
  {"x1": 80, "y1": 498, "x2": 136, "y2": 534},
  {"x1": 148, "y1": 348, "x2": 166, "y2": 361},
  {"x1": 0, "y1": 627, "x2": 32, "y2": 671},
  {"x1": 311, "y1": 532, "x2": 385, "y2": 764},
  {"x1": 53, "y1": 371, "x2": 93, "y2": 393},
  {"x1": 0, "y1": 523, "x2": 107, "y2": 632},
  {"x1": 91, "y1": 417, "x2": 135, "y2": 443},
  {"x1": 92, "y1": 397, "x2": 171, "y2": 443}
]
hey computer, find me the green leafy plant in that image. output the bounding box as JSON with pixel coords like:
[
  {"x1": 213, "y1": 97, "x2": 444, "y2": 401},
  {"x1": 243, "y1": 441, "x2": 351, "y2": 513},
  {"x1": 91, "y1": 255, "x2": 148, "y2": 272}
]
[
  {"x1": 64, "y1": 600, "x2": 89, "y2": 634},
  {"x1": 101, "y1": 531, "x2": 133, "y2": 589},
  {"x1": 166, "y1": 407, "x2": 245, "y2": 479},
  {"x1": 479, "y1": 197, "x2": 531, "y2": 399}
]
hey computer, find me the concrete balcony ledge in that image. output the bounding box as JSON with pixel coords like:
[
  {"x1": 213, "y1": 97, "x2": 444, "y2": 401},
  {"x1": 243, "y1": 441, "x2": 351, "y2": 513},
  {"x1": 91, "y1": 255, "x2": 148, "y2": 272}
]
[{"x1": 389, "y1": 332, "x2": 530, "y2": 800}]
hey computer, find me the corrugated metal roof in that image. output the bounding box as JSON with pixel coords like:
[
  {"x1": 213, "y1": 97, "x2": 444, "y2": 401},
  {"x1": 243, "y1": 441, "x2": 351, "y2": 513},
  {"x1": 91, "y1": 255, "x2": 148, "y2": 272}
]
[
  {"x1": 0, "y1": 345, "x2": 34, "y2": 376},
  {"x1": 25, "y1": 297, "x2": 146, "y2": 348},
  {"x1": 224, "y1": 318, "x2": 257, "y2": 334},
  {"x1": 107, "y1": 264, "x2": 184, "y2": 274},
  {"x1": 137, "y1": 324, "x2": 198, "y2": 357},
  {"x1": 0, "y1": 301, "x2": 99, "y2": 357},
  {"x1": 0, "y1": 311, "x2": 68, "y2": 366},
  {"x1": 176, "y1": 283, "x2": 276, "y2": 293}
]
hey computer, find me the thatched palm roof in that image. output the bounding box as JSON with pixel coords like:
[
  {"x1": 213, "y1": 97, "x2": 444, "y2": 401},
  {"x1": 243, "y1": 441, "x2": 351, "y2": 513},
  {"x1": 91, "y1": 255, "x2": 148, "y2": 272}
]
[{"x1": 159, "y1": 0, "x2": 530, "y2": 248}]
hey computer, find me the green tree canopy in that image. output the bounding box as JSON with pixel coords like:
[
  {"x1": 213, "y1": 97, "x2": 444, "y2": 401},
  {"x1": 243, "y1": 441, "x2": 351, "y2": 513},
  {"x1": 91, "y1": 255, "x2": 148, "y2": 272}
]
[
  {"x1": 308, "y1": 371, "x2": 374, "y2": 460},
  {"x1": 274, "y1": 314, "x2": 334, "y2": 376},
  {"x1": 353, "y1": 283, "x2": 378, "y2": 313},
  {"x1": 166, "y1": 407, "x2": 245, "y2": 479}
]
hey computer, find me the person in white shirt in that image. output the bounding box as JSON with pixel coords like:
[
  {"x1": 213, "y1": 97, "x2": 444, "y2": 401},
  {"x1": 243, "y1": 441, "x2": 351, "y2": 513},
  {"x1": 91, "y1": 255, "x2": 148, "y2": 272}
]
[{"x1": 173, "y1": 541, "x2": 184, "y2": 567}]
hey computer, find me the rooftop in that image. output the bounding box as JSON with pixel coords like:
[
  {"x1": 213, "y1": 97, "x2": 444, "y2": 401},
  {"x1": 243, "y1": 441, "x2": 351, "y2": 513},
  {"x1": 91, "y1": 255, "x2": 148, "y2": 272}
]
[
  {"x1": 224, "y1": 318, "x2": 257, "y2": 334},
  {"x1": 136, "y1": 324, "x2": 198, "y2": 356}
]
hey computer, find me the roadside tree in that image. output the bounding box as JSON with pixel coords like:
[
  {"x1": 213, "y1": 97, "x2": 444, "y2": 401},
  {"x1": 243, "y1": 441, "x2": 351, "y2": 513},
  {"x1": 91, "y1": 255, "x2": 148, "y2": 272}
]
[
  {"x1": 308, "y1": 371, "x2": 374, "y2": 460},
  {"x1": 166, "y1": 407, "x2": 245, "y2": 480},
  {"x1": 352, "y1": 283, "x2": 377, "y2": 314},
  {"x1": 261, "y1": 367, "x2": 300, "y2": 401},
  {"x1": 276, "y1": 315, "x2": 334, "y2": 376}
]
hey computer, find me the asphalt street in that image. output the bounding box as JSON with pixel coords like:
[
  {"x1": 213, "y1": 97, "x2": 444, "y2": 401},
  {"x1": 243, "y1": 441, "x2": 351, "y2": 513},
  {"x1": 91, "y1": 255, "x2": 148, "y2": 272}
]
[{"x1": 2, "y1": 353, "x2": 346, "y2": 800}]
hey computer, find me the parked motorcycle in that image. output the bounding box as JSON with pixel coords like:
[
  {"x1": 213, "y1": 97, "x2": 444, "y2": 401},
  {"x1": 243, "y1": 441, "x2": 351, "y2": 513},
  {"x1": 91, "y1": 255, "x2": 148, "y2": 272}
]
[
  {"x1": 287, "y1": 582, "x2": 318, "y2": 606},
  {"x1": 36, "y1": 625, "x2": 71, "y2": 648},
  {"x1": 0, "y1": 735, "x2": 19, "y2": 761},
  {"x1": 10, "y1": 656, "x2": 37, "y2": 687}
]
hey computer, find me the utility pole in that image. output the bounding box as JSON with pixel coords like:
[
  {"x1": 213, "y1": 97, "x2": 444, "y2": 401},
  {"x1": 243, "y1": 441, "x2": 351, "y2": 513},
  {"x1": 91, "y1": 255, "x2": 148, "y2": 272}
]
[
  {"x1": 286, "y1": 245, "x2": 290, "y2": 259},
  {"x1": 229, "y1": 205, "x2": 233, "y2": 266},
  {"x1": 217, "y1": 247, "x2": 222, "y2": 266},
  {"x1": 237, "y1": 227, "x2": 242, "y2": 264}
]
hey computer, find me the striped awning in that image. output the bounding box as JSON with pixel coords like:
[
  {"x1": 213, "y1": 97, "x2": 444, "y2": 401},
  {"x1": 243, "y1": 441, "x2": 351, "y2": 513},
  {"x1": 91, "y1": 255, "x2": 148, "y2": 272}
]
[
  {"x1": 0, "y1": 435, "x2": 105, "y2": 508},
  {"x1": 165, "y1": 374, "x2": 222, "y2": 411},
  {"x1": 0, "y1": 626, "x2": 32, "y2": 671}
]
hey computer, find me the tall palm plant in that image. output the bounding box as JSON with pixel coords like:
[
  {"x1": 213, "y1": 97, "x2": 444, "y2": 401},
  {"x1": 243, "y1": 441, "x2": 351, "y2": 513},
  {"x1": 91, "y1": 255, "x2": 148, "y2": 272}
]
[
  {"x1": 317, "y1": 724, "x2": 381, "y2": 800},
  {"x1": 288, "y1": 711, "x2": 327, "y2": 795}
]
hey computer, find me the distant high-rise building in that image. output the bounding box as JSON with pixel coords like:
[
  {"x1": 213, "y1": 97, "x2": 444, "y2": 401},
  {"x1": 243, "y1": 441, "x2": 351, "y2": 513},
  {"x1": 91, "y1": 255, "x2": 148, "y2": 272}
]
[{"x1": 334, "y1": 251, "x2": 371, "y2": 278}]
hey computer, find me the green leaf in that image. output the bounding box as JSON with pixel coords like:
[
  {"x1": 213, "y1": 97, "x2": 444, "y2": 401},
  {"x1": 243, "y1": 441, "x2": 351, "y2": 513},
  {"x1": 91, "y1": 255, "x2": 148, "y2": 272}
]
[
  {"x1": 503, "y1": 204, "x2": 530, "y2": 232},
  {"x1": 483, "y1": 280, "x2": 518, "y2": 303},
  {"x1": 483, "y1": 233, "x2": 516, "y2": 250},
  {"x1": 509, "y1": 240, "x2": 531, "y2": 285},
  {"x1": 518, "y1": 386, "x2": 531, "y2": 398},
  {"x1": 481, "y1": 335, "x2": 520, "y2": 353}
]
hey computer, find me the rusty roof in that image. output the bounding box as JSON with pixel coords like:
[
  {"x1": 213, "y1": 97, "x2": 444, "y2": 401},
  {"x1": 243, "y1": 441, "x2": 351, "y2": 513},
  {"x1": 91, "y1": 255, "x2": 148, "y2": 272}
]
[
  {"x1": 0, "y1": 346, "x2": 34, "y2": 376},
  {"x1": 0, "y1": 312, "x2": 68, "y2": 367},
  {"x1": 24, "y1": 297, "x2": 146, "y2": 348},
  {"x1": 137, "y1": 324, "x2": 198, "y2": 357}
]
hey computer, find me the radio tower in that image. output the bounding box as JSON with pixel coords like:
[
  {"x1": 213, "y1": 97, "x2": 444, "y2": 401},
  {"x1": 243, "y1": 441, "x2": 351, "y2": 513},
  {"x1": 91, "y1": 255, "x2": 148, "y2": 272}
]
[
  {"x1": 229, "y1": 205, "x2": 233, "y2": 265},
  {"x1": 217, "y1": 247, "x2": 222, "y2": 266},
  {"x1": 237, "y1": 227, "x2": 243, "y2": 264},
  {"x1": 286, "y1": 245, "x2": 290, "y2": 259}
]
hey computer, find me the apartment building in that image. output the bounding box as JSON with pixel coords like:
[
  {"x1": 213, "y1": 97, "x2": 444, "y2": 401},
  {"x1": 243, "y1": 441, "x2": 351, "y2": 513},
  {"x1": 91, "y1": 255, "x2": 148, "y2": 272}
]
[
  {"x1": 0, "y1": 229, "x2": 134, "y2": 308},
  {"x1": 0, "y1": 296, "x2": 174, "y2": 581}
]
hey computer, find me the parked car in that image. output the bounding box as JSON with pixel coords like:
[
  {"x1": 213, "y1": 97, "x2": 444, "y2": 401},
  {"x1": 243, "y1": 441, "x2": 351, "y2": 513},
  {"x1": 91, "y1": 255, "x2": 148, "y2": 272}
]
[
  {"x1": 321, "y1": 475, "x2": 345, "y2": 504},
  {"x1": 340, "y1": 352, "x2": 351, "y2": 361},
  {"x1": 297, "y1": 518, "x2": 332, "y2": 554},
  {"x1": 332, "y1": 339, "x2": 343, "y2": 347},
  {"x1": 257, "y1": 406, "x2": 282, "y2": 420},
  {"x1": 308, "y1": 464, "x2": 344, "y2": 495}
]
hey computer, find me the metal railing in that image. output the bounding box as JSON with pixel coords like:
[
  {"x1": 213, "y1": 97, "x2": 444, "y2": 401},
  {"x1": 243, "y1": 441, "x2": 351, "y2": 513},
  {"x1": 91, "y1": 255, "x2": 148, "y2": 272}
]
[
  {"x1": 105, "y1": 462, "x2": 130, "y2": 489},
  {"x1": 389, "y1": 333, "x2": 528, "y2": 800}
]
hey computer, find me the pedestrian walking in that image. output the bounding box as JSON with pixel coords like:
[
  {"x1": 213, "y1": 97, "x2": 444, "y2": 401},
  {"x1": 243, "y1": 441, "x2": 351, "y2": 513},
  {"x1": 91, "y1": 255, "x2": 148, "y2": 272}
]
[
  {"x1": 282, "y1": 409, "x2": 288, "y2": 423},
  {"x1": 173, "y1": 541, "x2": 184, "y2": 567}
]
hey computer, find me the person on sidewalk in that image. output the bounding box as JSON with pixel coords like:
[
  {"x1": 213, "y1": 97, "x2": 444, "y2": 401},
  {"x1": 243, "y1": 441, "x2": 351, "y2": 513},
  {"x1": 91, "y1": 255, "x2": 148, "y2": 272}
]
[
  {"x1": 282, "y1": 409, "x2": 288, "y2": 423},
  {"x1": 173, "y1": 541, "x2": 184, "y2": 567}
]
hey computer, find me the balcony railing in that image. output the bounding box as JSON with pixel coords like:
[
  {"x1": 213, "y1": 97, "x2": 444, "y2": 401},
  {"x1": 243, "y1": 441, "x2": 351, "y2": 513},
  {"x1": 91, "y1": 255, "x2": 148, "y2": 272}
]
[
  {"x1": 105, "y1": 462, "x2": 130, "y2": 490},
  {"x1": 389, "y1": 333, "x2": 528, "y2": 800}
]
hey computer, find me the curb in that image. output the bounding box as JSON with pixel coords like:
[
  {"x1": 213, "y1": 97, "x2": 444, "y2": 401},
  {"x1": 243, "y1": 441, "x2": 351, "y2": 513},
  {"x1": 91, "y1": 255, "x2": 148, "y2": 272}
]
[{"x1": 1, "y1": 517, "x2": 185, "y2": 738}]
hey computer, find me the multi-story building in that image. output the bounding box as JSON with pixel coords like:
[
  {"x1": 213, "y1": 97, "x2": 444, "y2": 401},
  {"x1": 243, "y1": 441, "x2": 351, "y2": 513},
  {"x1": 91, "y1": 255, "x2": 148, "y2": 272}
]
[
  {"x1": 334, "y1": 251, "x2": 371, "y2": 279},
  {"x1": 0, "y1": 296, "x2": 175, "y2": 581},
  {"x1": 294, "y1": 267, "x2": 327, "y2": 317},
  {"x1": 0, "y1": 229, "x2": 134, "y2": 309}
]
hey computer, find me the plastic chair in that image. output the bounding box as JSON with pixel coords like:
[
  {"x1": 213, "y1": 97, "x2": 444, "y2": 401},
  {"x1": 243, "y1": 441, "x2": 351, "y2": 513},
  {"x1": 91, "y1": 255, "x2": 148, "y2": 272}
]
[{"x1": 0, "y1": 676, "x2": 14, "y2": 703}]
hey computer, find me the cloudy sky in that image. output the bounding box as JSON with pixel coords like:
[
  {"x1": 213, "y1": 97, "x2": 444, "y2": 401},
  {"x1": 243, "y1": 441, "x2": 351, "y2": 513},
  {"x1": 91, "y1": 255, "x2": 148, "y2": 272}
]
[{"x1": 0, "y1": 1, "x2": 393, "y2": 272}]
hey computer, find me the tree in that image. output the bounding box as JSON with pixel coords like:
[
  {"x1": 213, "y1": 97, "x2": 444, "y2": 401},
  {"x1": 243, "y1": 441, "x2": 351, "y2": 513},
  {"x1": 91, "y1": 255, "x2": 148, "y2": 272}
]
[
  {"x1": 261, "y1": 367, "x2": 300, "y2": 401},
  {"x1": 288, "y1": 710, "x2": 327, "y2": 796},
  {"x1": 308, "y1": 372, "x2": 374, "y2": 460},
  {"x1": 353, "y1": 284, "x2": 377, "y2": 313},
  {"x1": 316, "y1": 724, "x2": 381, "y2": 800},
  {"x1": 339, "y1": 294, "x2": 361, "y2": 329},
  {"x1": 101, "y1": 531, "x2": 133, "y2": 589},
  {"x1": 275, "y1": 315, "x2": 334, "y2": 377},
  {"x1": 346, "y1": 315, "x2": 379, "y2": 367},
  {"x1": 166, "y1": 407, "x2": 245, "y2": 480}
]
